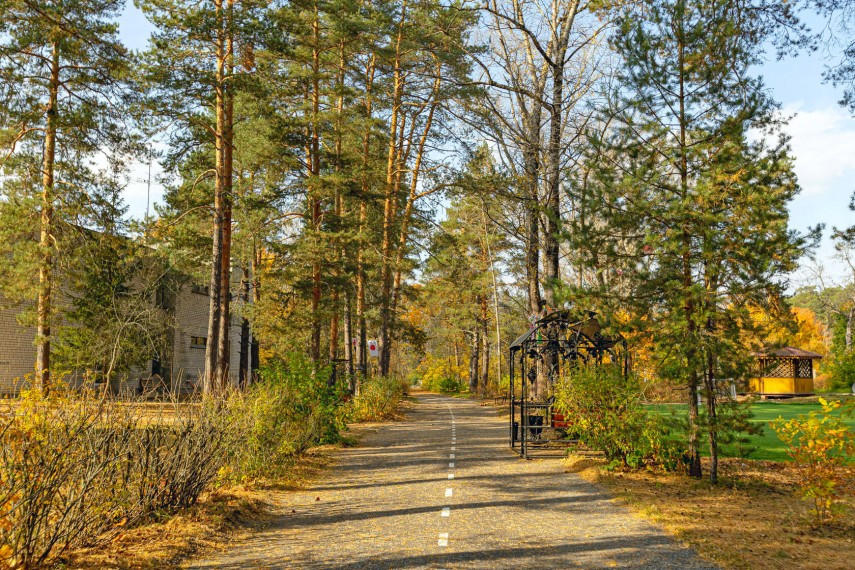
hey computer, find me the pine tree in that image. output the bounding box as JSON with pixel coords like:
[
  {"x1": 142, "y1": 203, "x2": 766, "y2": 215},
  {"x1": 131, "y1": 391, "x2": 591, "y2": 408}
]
[
  {"x1": 572, "y1": 0, "x2": 810, "y2": 481},
  {"x1": 0, "y1": 0, "x2": 130, "y2": 393},
  {"x1": 138, "y1": 0, "x2": 266, "y2": 394}
]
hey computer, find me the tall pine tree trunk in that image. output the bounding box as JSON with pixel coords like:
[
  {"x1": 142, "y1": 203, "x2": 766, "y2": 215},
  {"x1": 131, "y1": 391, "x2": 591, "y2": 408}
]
[
  {"x1": 379, "y1": 10, "x2": 406, "y2": 378},
  {"x1": 308, "y1": 0, "x2": 323, "y2": 364},
  {"x1": 677, "y1": 20, "x2": 702, "y2": 478},
  {"x1": 238, "y1": 265, "x2": 250, "y2": 388},
  {"x1": 355, "y1": 53, "x2": 376, "y2": 389},
  {"x1": 468, "y1": 327, "x2": 480, "y2": 394},
  {"x1": 36, "y1": 41, "x2": 60, "y2": 394},
  {"x1": 480, "y1": 295, "x2": 489, "y2": 395},
  {"x1": 216, "y1": 75, "x2": 233, "y2": 391},
  {"x1": 204, "y1": 5, "x2": 226, "y2": 394}
]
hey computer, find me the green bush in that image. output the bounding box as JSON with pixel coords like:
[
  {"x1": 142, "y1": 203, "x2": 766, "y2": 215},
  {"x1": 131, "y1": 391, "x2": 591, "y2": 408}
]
[
  {"x1": 224, "y1": 354, "x2": 345, "y2": 482},
  {"x1": 348, "y1": 377, "x2": 408, "y2": 422},
  {"x1": 553, "y1": 366, "x2": 683, "y2": 470},
  {"x1": 827, "y1": 351, "x2": 855, "y2": 392},
  {"x1": 421, "y1": 375, "x2": 463, "y2": 394},
  {"x1": 0, "y1": 353, "x2": 355, "y2": 567}
]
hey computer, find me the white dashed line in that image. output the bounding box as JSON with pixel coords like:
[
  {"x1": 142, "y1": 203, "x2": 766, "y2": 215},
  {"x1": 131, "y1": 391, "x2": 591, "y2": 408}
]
[
  {"x1": 445, "y1": 488, "x2": 453, "y2": 497},
  {"x1": 449, "y1": 462, "x2": 455, "y2": 468},
  {"x1": 441, "y1": 507, "x2": 450, "y2": 517},
  {"x1": 438, "y1": 532, "x2": 448, "y2": 547},
  {"x1": 451, "y1": 446, "x2": 456, "y2": 451},
  {"x1": 449, "y1": 453, "x2": 455, "y2": 459},
  {"x1": 448, "y1": 473, "x2": 454, "y2": 479}
]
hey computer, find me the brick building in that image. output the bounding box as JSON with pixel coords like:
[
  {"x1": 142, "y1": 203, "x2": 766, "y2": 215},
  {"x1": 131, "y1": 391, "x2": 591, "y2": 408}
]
[{"x1": 0, "y1": 280, "x2": 247, "y2": 396}]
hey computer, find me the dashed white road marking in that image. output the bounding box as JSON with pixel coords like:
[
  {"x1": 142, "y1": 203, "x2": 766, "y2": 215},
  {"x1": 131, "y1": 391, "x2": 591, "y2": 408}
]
[
  {"x1": 438, "y1": 532, "x2": 448, "y2": 547},
  {"x1": 451, "y1": 446, "x2": 456, "y2": 451},
  {"x1": 441, "y1": 507, "x2": 450, "y2": 517},
  {"x1": 449, "y1": 453, "x2": 455, "y2": 459},
  {"x1": 448, "y1": 473, "x2": 454, "y2": 479},
  {"x1": 449, "y1": 462, "x2": 455, "y2": 468},
  {"x1": 445, "y1": 488, "x2": 453, "y2": 497}
]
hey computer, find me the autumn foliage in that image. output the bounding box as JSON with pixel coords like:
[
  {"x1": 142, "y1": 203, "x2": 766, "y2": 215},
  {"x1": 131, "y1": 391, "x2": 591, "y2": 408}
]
[{"x1": 771, "y1": 398, "x2": 855, "y2": 524}]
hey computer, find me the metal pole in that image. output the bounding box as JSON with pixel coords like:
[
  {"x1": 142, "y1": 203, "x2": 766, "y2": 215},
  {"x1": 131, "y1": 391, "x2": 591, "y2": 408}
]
[{"x1": 509, "y1": 350, "x2": 514, "y2": 449}]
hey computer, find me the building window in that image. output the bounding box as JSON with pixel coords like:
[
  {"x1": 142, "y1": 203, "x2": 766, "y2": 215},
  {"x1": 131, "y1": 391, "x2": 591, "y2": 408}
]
[
  {"x1": 191, "y1": 284, "x2": 210, "y2": 296},
  {"x1": 190, "y1": 336, "x2": 207, "y2": 349}
]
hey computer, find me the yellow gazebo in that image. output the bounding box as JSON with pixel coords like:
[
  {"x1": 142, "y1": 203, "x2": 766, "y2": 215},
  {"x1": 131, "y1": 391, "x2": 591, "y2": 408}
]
[{"x1": 750, "y1": 347, "x2": 823, "y2": 397}]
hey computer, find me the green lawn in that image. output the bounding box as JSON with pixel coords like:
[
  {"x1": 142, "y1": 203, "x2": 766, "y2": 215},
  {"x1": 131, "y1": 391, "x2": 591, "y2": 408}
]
[{"x1": 648, "y1": 399, "x2": 855, "y2": 462}]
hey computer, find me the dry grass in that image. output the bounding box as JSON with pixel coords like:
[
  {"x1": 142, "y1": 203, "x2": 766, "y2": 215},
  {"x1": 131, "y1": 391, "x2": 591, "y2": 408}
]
[{"x1": 568, "y1": 456, "x2": 855, "y2": 570}]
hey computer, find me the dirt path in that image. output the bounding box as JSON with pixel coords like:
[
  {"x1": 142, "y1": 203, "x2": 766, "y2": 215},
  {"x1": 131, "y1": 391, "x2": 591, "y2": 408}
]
[{"x1": 185, "y1": 393, "x2": 716, "y2": 569}]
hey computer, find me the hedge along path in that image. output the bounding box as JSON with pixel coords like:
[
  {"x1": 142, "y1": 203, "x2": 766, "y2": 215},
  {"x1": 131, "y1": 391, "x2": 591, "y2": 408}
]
[{"x1": 185, "y1": 394, "x2": 718, "y2": 569}]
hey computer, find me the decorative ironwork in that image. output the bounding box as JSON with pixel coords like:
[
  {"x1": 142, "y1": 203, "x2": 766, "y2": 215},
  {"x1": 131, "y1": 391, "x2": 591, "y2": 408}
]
[{"x1": 508, "y1": 310, "x2": 628, "y2": 459}]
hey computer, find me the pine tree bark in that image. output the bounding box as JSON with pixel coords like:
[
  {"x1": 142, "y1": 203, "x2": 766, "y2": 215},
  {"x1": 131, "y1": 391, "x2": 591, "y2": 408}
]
[
  {"x1": 308, "y1": 0, "x2": 322, "y2": 364},
  {"x1": 36, "y1": 40, "x2": 60, "y2": 394},
  {"x1": 677, "y1": 17, "x2": 702, "y2": 478},
  {"x1": 379, "y1": 7, "x2": 406, "y2": 378},
  {"x1": 204, "y1": 3, "x2": 226, "y2": 394},
  {"x1": 468, "y1": 326, "x2": 480, "y2": 394},
  {"x1": 238, "y1": 265, "x2": 250, "y2": 388},
  {"x1": 355, "y1": 53, "x2": 376, "y2": 389},
  {"x1": 216, "y1": 78, "x2": 233, "y2": 391},
  {"x1": 480, "y1": 295, "x2": 490, "y2": 395}
]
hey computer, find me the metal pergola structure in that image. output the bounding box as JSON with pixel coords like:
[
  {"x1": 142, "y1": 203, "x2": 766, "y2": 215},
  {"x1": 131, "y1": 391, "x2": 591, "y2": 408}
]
[{"x1": 509, "y1": 310, "x2": 627, "y2": 459}]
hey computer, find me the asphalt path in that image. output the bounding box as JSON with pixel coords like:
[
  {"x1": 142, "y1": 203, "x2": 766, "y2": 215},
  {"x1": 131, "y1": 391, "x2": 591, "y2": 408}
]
[{"x1": 186, "y1": 393, "x2": 717, "y2": 569}]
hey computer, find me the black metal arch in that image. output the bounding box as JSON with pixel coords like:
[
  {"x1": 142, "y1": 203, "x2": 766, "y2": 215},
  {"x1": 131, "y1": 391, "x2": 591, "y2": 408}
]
[{"x1": 509, "y1": 310, "x2": 628, "y2": 458}]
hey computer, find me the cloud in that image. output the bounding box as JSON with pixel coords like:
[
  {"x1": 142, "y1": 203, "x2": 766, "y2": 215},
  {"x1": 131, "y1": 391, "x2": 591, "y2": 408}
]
[{"x1": 782, "y1": 103, "x2": 855, "y2": 195}]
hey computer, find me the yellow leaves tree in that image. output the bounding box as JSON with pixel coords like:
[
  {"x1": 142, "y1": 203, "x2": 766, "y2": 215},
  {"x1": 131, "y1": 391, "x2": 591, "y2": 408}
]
[{"x1": 750, "y1": 306, "x2": 830, "y2": 356}]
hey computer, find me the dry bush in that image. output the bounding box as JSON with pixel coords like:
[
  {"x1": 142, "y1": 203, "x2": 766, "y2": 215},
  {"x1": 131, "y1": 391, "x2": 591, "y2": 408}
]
[
  {"x1": 0, "y1": 390, "x2": 235, "y2": 569},
  {"x1": 348, "y1": 377, "x2": 408, "y2": 422}
]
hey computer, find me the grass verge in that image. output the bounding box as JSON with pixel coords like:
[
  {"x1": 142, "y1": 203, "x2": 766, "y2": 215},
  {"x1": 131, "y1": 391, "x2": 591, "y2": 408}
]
[
  {"x1": 567, "y1": 456, "x2": 855, "y2": 570},
  {"x1": 648, "y1": 399, "x2": 855, "y2": 461}
]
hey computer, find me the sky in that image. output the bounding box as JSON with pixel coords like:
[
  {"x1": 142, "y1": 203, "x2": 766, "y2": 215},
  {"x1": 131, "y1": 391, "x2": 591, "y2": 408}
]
[{"x1": 116, "y1": 4, "x2": 855, "y2": 284}]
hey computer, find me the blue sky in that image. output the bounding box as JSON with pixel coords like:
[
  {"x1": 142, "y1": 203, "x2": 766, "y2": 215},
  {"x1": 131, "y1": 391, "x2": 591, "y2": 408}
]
[{"x1": 117, "y1": 4, "x2": 855, "y2": 282}]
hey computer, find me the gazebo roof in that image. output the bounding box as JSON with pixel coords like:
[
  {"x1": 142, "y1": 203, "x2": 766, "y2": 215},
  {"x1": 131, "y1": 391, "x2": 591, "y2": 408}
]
[{"x1": 752, "y1": 346, "x2": 824, "y2": 359}]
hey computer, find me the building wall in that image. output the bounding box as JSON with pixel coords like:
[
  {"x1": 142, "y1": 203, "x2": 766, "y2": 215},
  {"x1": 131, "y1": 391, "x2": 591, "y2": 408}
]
[
  {"x1": 0, "y1": 282, "x2": 247, "y2": 396},
  {"x1": 0, "y1": 301, "x2": 37, "y2": 394},
  {"x1": 171, "y1": 284, "x2": 243, "y2": 393}
]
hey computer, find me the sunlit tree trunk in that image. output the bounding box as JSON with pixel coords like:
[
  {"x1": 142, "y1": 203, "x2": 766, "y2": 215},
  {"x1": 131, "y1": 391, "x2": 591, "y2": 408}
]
[
  {"x1": 36, "y1": 41, "x2": 60, "y2": 394},
  {"x1": 379, "y1": 11, "x2": 406, "y2": 377}
]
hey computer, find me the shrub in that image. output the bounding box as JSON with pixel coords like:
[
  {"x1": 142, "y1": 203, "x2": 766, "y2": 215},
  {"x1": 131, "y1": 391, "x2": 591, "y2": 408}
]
[
  {"x1": 348, "y1": 377, "x2": 408, "y2": 422},
  {"x1": 223, "y1": 355, "x2": 344, "y2": 482},
  {"x1": 0, "y1": 388, "x2": 234, "y2": 569},
  {"x1": 0, "y1": 354, "x2": 375, "y2": 567},
  {"x1": 553, "y1": 366, "x2": 683, "y2": 470},
  {"x1": 412, "y1": 355, "x2": 466, "y2": 393},
  {"x1": 770, "y1": 398, "x2": 855, "y2": 524},
  {"x1": 826, "y1": 351, "x2": 855, "y2": 392}
]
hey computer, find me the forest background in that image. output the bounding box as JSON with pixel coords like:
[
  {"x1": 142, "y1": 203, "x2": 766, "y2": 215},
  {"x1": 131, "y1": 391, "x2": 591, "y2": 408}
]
[{"x1": 2, "y1": 0, "x2": 855, "y2": 477}]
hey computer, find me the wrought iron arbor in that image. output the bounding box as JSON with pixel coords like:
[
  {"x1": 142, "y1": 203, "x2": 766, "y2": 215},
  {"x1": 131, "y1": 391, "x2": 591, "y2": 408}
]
[{"x1": 509, "y1": 310, "x2": 627, "y2": 458}]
